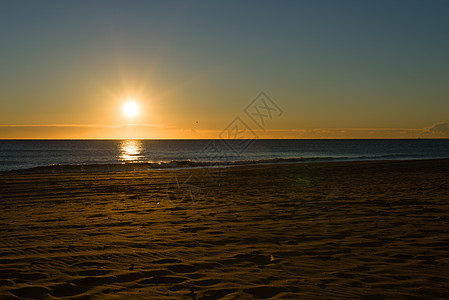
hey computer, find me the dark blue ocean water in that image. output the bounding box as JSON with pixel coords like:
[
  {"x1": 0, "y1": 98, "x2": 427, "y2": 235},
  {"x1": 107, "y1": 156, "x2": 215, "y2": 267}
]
[{"x1": 0, "y1": 139, "x2": 448, "y2": 172}]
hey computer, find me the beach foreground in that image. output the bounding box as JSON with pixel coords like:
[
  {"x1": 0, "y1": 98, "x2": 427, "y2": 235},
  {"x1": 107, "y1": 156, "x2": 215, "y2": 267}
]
[{"x1": 1, "y1": 159, "x2": 449, "y2": 299}]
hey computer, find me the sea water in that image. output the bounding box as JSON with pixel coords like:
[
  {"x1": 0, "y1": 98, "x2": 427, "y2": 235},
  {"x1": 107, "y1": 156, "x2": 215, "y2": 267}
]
[{"x1": 0, "y1": 139, "x2": 448, "y2": 172}]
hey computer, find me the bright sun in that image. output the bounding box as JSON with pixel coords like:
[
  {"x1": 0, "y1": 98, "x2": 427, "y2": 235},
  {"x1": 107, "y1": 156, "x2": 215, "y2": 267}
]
[{"x1": 123, "y1": 100, "x2": 139, "y2": 118}]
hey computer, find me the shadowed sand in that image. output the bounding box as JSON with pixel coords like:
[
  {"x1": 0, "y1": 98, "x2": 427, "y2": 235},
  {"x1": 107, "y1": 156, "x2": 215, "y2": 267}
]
[{"x1": 1, "y1": 159, "x2": 449, "y2": 299}]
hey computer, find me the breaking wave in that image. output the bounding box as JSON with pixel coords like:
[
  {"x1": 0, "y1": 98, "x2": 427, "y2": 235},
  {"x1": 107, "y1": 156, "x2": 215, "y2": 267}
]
[{"x1": 2, "y1": 154, "x2": 442, "y2": 174}]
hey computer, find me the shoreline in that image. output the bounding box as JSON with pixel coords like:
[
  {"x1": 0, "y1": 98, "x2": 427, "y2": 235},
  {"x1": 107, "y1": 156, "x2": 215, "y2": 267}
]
[{"x1": 3, "y1": 157, "x2": 449, "y2": 175}]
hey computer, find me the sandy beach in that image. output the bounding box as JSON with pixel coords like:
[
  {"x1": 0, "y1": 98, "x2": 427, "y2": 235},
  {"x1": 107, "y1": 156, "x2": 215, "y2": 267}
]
[{"x1": 1, "y1": 159, "x2": 449, "y2": 299}]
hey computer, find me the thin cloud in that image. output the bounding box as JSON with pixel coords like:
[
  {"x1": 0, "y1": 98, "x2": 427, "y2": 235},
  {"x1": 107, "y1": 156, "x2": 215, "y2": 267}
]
[
  {"x1": 427, "y1": 122, "x2": 449, "y2": 135},
  {"x1": 0, "y1": 124, "x2": 169, "y2": 139},
  {"x1": 0, "y1": 124, "x2": 163, "y2": 128},
  {"x1": 1, "y1": 124, "x2": 448, "y2": 139}
]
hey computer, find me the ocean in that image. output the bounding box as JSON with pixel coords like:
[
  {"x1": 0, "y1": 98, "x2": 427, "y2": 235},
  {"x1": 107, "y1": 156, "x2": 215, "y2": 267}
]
[{"x1": 0, "y1": 139, "x2": 448, "y2": 173}]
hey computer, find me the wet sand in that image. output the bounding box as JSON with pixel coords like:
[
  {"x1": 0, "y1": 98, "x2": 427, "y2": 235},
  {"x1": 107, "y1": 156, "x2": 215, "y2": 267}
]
[{"x1": 1, "y1": 159, "x2": 449, "y2": 299}]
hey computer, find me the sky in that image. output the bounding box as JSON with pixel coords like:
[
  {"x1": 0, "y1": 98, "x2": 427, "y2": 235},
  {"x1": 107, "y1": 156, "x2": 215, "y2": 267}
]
[{"x1": 1, "y1": 0, "x2": 449, "y2": 139}]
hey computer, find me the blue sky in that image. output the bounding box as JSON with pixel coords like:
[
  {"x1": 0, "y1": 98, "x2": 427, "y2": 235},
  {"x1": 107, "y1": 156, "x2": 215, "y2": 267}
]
[{"x1": 1, "y1": 0, "x2": 449, "y2": 138}]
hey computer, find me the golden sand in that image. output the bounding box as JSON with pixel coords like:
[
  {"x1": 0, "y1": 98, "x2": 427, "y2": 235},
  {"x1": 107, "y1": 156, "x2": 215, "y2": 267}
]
[{"x1": 1, "y1": 159, "x2": 449, "y2": 299}]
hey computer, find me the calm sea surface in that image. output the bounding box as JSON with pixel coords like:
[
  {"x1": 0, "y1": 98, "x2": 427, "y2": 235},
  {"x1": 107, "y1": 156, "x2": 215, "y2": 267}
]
[{"x1": 0, "y1": 139, "x2": 448, "y2": 172}]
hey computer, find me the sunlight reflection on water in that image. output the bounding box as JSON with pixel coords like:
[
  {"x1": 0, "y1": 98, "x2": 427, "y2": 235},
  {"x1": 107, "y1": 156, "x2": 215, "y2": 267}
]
[{"x1": 119, "y1": 140, "x2": 143, "y2": 162}]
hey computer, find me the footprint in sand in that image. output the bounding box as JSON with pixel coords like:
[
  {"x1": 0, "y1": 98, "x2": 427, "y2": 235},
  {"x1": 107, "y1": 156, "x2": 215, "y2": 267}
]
[
  {"x1": 15, "y1": 272, "x2": 48, "y2": 281},
  {"x1": 77, "y1": 269, "x2": 111, "y2": 277},
  {"x1": 167, "y1": 264, "x2": 198, "y2": 273},
  {"x1": 10, "y1": 286, "x2": 49, "y2": 299},
  {"x1": 49, "y1": 283, "x2": 90, "y2": 297},
  {"x1": 202, "y1": 288, "x2": 236, "y2": 299},
  {"x1": 243, "y1": 286, "x2": 289, "y2": 299},
  {"x1": 138, "y1": 276, "x2": 187, "y2": 284}
]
